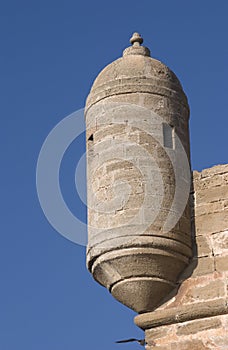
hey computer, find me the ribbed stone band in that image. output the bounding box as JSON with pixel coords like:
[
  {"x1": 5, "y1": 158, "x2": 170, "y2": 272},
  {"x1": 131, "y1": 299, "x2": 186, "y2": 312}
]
[
  {"x1": 85, "y1": 78, "x2": 189, "y2": 115},
  {"x1": 134, "y1": 298, "x2": 228, "y2": 329},
  {"x1": 123, "y1": 46, "x2": 151, "y2": 57}
]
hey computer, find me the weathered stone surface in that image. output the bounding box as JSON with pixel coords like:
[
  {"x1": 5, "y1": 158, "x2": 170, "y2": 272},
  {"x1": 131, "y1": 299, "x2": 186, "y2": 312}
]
[
  {"x1": 200, "y1": 164, "x2": 228, "y2": 178},
  {"x1": 195, "y1": 211, "x2": 228, "y2": 236},
  {"x1": 86, "y1": 33, "x2": 191, "y2": 313},
  {"x1": 193, "y1": 172, "x2": 224, "y2": 191},
  {"x1": 146, "y1": 324, "x2": 170, "y2": 340},
  {"x1": 176, "y1": 318, "x2": 222, "y2": 335},
  {"x1": 170, "y1": 339, "x2": 210, "y2": 349},
  {"x1": 142, "y1": 165, "x2": 228, "y2": 349},
  {"x1": 112, "y1": 277, "x2": 175, "y2": 314},
  {"x1": 196, "y1": 235, "x2": 212, "y2": 257},
  {"x1": 184, "y1": 279, "x2": 226, "y2": 302},
  {"x1": 86, "y1": 33, "x2": 228, "y2": 349},
  {"x1": 191, "y1": 257, "x2": 215, "y2": 277},
  {"x1": 215, "y1": 255, "x2": 228, "y2": 272},
  {"x1": 145, "y1": 316, "x2": 228, "y2": 349},
  {"x1": 194, "y1": 201, "x2": 224, "y2": 217},
  {"x1": 135, "y1": 298, "x2": 228, "y2": 329},
  {"x1": 211, "y1": 231, "x2": 228, "y2": 256},
  {"x1": 169, "y1": 276, "x2": 227, "y2": 306}
]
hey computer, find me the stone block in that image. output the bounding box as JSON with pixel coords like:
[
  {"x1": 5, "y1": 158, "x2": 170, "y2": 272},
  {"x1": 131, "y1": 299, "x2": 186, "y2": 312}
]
[
  {"x1": 195, "y1": 185, "x2": 228, "y2": 205},
  {"x1": 176, "y1": 317, "x2": 221, "y2": 335},
  {"x1": 193, "y1": 174, "x2": 224, "y2": 191},
  {"x1": 146, "y1": 324, "x2": 170, "y2": 341},
  {"x1": 182, "y1": 278, "x2": 225, "y2": 303},
  {"x1": 114, "y1": 168, "x2": 141, "y2": 181},
  {"x1": 196, "y1": 235, "x2": 212, "y2": 257},
  {"x1": 215, "y1": 255, "x2": 228, "y2": 272},
  {"x1": 195, "y1": 211, "x2": 228, "y2": 236},
  {"x1": 94, "y1": 124, "x2": 126, "y2": 142},
  {"x1": 147, "y1": 345, "x2": 170, "y2": 350},
  {"x1": 194, "y1": 279, "x2": 225, "y2": 300},
  {"x1": 194, "y1": 201, "x2": 224, "y2": 217},
  {"x1": 200, "y1": 164, "x2": 228, "y2": 178},
  {"x1": 105, "y1": 160, "x2": 133, "y2": 173},
  {"x1": 206, "y1": 334, "x2": 228, "y2": 349},
  {"x1": 125, "y1": 193, "x2": 144, "y2": 209},
  {"x1": 170, "y1": 339, "x2": 210, "y2": 350},
  {"x1": 211, "y1": 231, "x2": 228, "y2": 256},
  {"x1": 191, "y1": 257, "x2": 215, "y2": 277}
]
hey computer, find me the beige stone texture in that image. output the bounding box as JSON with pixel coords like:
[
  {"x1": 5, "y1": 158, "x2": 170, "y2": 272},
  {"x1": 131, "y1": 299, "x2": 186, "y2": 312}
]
[
  {"x1": 86, "y1": 33, "x2": 228, "y2": 348},
  {"x1": 86, "y1": 34, "x2": 192, "y2": 313},
  {"x1": 211, "y1": 231, "x2": 228, "y2": 256},
  {"x1": 215, "y1": 256, "x2": 228, "y2": 273},
  {"x1": 144, "y1": 316, "x2": 228, "y2": 349},
  {"x1": 195, "y1": 211, "x2": 228, "y2": 236},
  {"x1": 196, "y1": 235, "x2": 212, "y2": 257},
  {"x1": 135, "y1": 164, "x2": 228, "y2": 348},
  {"x1": 176, "y1": 318, "x2": 222, "y2": 335}
]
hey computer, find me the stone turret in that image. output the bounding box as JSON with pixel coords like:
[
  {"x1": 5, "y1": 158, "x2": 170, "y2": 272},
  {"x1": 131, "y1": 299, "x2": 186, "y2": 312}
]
[{"x1": 85, "y1": 33, "x2": 192, "y2": 313}]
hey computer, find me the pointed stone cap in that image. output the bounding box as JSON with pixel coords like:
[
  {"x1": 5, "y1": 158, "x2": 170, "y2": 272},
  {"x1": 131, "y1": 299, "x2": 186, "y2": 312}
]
[{"x1": 123, "y1": 32, "x2": 151, "y2": 57}]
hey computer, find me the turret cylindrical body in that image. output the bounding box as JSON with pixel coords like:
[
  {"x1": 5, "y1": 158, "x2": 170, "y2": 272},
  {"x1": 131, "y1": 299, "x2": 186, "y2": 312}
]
[{"x1": 85, "y1": 33, "x2": 192, "y2": 313}]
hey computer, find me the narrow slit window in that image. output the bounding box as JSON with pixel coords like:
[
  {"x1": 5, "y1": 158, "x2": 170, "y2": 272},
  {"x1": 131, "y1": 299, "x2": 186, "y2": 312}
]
[
  {"x1": 88, "y1": 134, "x2": 94, "y2": 141},
  {"x1": 163, "y1": 123, "x2": 175, "y2": 149}
]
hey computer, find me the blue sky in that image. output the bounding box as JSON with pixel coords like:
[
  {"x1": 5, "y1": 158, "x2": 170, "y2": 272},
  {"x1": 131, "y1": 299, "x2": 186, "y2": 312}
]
[{"x1": 1, "y1": 1, "x2": 228, "y2": 349}]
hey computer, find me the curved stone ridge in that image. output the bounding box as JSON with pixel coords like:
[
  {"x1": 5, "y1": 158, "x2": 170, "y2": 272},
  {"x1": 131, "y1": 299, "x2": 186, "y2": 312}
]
[{"x1": 134, "y1": 299, "x2": 228, "y2": 329}]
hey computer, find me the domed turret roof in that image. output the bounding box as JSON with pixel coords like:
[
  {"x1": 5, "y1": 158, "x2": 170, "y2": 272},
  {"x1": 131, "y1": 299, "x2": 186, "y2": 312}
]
[{"x1": 86, "y1": 33, "x2": 187, "y2": 110}]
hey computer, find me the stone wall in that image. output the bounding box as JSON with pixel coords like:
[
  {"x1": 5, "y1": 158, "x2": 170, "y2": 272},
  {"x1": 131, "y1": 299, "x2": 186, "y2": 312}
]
[{"x1": 135, "y1": 164, "x2": 228, "y2": 349}]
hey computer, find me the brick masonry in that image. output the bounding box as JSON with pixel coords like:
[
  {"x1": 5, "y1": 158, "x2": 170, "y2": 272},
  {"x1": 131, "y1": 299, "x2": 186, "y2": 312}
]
[{"x1": 135, "y1": 164, "x2": 228, "y2": 349}]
